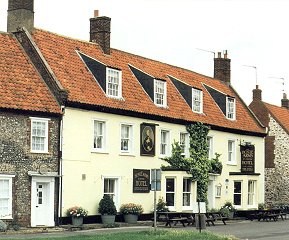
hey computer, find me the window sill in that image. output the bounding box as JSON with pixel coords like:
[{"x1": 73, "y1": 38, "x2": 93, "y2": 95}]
[
  {"x1": 226, "y1": 162, "x2": 237, "y2": 166},
  {"x1": 91, "y1": 150, "x2": 109, "y2": 154},
  {"x1": 119, "y1": 153, "x2": 136, "y2": 157},
  {"x1": 30, "y1": 151, "x2": 49, "y2": 154}
]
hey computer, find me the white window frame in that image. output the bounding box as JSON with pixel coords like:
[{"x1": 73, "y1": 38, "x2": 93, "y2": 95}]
[
  {"x1": 166, "y1": 178, "x2": 175, "y2": 210},
  {"x1": 93, "y1": 119, "x2": 107, "y2": 153},
  {"x1": 106, "y1": 67, "x2": 122, "y2": 99},
  {"x1": 180, "y1": 132, "x2": 189, "y2": 157},
  {"x1": 192, "y1": 88, "x2": 203, "y2": 113},
  {"x1": 0, "y1": 175, "x2": 15, "y2": 219},
  {"x1": 154, "y1": 79, "x2": 167, "y2": 107},
  {"x1": 102, "y1": 176, "x2": 121, "y2": 210},
  {"x1": 182, "y1": 178, "x2": 192, "y2": 210},
  {"x1": 120, "y1": 123, "x2": 134, "y2": 154},
  {"x1": 160, "y1": 129, "x2": 170, "y2": 156},
  {"x1": 30, "y1": 117, "x2": 49, "y2": 153},
  {"x1": 226, "y1": 97, "x2": 236, "y2": 120},
  {"x1": 227, "y1": 140, "x2": 236, "y2": 165},
  {"x1": 234, "y1": 180, "x2": 242, "y2": 207},
  {"x1": 207, "y1": 136, "x2": 214, "y2": 159},
  {"x1": 248, "y1": 180, "x2": 256, "y2": 207}
]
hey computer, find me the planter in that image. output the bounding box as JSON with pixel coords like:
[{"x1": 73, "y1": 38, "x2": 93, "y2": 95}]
[
  {"x1": 101, "y1": 215, "x2": 116, "y2": 224},
  {"x1": 72, "y1": 216, "x2": 83, "y2": 227},
  {"x1": 124, "y1": 214, "x2": 138, "y2": 224},
  {"x1": 229, "y1": 211, "x2": 234, "y2": 219}
]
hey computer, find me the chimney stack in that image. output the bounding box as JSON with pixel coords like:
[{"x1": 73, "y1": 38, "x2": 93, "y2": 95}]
[
  {"x1": 281, "y1": 93, "x2": 289, "y2": 109},
  {"x1": 214, "y1": 50, "x2": 231, "y2": 84},
  {"x1": 7, "y1": 0, "x2": 34, "y2": 33},
  {"x1": 253, "y1": 85, "x2": 262, "y2": 101},
  {"x1": 90, "y1": 10, "x2": 111, "y2": 55}
]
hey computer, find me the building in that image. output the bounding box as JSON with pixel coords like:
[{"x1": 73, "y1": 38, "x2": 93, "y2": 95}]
[
  {"x1": 249, "y1": 86, "x2": 289, "y2": 207},
  {"x1": 0, "y1": 31, "x2": 63, "y2": 226},
  {"x1": 4, "y1": 0, "x2": 267, "y2": 225}
]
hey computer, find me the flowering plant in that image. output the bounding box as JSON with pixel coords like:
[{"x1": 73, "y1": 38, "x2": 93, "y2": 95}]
[
  {"x1": 66, "y1": 206, "x2": 88, "y2": 218},
  {"x1": 220, "y1": 201, "x2": 236, "y2": 212},
  {"x1": 120, "y1": 203, "x2": 144, "y2": 215}
]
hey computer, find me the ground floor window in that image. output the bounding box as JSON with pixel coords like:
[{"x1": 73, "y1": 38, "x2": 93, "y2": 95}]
[
  {"x1": 166, "y1": 178, "x2": 175, "y2": 208},
  {"x1": 182, "y1": 178, "x2": 191, "y2": 207},
  {"x1": 0, "y1": 175, "x2": 13, "y2": 219},
  {"x1": 234, "y1": 181, "x2": 242, "y2": 206},
  {"x1": 248, "y1": 180, "x2": 256, "y2": 206},
  {"x1": 103, "y1": 177, "x2": 119, "y2": 209}
]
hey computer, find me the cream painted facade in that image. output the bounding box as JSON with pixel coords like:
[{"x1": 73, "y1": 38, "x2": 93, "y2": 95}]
[{"x1": 60, "y1": 107, "x2": 265, "y2": 216}]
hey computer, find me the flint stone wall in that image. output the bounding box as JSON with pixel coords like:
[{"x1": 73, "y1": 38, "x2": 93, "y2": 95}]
[
  {"x1": 265, "y1": 114, "x2": 289, "y2": 207},
  {"x1": 0, "y1": 111, "x2": 60, "y2": 226}
]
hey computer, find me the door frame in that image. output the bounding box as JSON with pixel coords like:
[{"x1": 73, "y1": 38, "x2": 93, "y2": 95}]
[{"x1": 31, "y1": 176, "x2": 55, "y2": 227}]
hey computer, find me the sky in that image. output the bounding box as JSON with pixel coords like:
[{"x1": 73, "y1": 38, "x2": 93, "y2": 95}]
[{"x1": 0, "y1": 0, "x2": 288, "y2": 106}]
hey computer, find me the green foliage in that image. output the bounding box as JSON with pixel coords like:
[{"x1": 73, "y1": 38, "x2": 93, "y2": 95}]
[
  {"x1": 220, "y1": 201, "x2": 236, "y2": 212},
  {"x1": 0, "y1": 220, "x2": 7, "y2": 232},
  {"x1": 98, "y1": 195, "x2": 117, "y2": 215},
  {"x1": 258, "y1": 203, "x2": 266, "y2": 210},
  {"x1": 163, "y1": 122, "x2": 211, "y2": 203},
  {"x1": 156, "y1": 197, "x2": 169, "y2": 212},
  {"x1": 210, "y1": 153, "x2": 223, "y2": 174}
]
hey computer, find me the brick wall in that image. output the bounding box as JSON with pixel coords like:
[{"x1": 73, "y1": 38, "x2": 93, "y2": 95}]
[{"x1": 0, "y1": 111, "x2": 60, "y2": 227}]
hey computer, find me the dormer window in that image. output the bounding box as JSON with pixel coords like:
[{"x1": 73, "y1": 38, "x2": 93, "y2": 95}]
[
  {"x1": 154, "y1": 79, "x2": 167, "y2": 107},
  {"x1": 226, "y1": 97, "x2": 236, "y2": 120},
  {"x1": 192, "y1": 88, "x2": 203, "y2": 113},
  {"x1": 106, "y1": 68, "x2": 122, "y2": 98}
]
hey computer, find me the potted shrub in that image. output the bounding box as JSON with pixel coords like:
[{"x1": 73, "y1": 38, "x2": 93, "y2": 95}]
[
  {"x1": 66, "y1": 206, "x2": 88, "y2": 227},
  {"x1": 156, "y1": 197, "x2": 169, "y2": 212},
  {"x1": 119, "y1": 203, "x2": 144, "y2": 224},
  {"x1": 220, "y1": 201, "x2": 236, "y2": 219},
  {"x1": 98, "y1": 195, "x2": 117, "y2": 224}
]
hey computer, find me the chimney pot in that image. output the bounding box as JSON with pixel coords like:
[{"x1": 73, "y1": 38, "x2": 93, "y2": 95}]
[
  {"x1": 281, "y1": 93, "x2": 289, "y2": 109},
  {"x1": 218, "y1": 52, "x2": 222, "y2": 58},
  {"x1": 94, "y1": 10, "x2": 99, "y2": 17}
]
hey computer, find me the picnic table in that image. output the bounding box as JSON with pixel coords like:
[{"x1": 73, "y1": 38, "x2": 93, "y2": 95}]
[
  {"x1": 155, "y1": 212, "x2": 189, "y2": 227},
  {"x1": 249, "y1": 209, "x2": 286, "y2": 221}
]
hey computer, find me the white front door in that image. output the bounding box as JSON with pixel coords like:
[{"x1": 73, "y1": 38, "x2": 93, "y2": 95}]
[{"x1": 31, "y1": 177, "x2": 55, "y2": 227}]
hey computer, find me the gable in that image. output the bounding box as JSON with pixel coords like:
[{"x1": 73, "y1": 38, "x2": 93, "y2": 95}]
[
  {"x1": 78, "y1": 52, "x2": 107, "y2": 92},
  {"x1": 168, "y1": 76, "x2": 192, "y2": 108},
  {"x1": 204, "y1": 84, "x2": 227, "y2": 116},
  {"x1": 129, "y1": 65, "x2": 154, "y2": 101}
]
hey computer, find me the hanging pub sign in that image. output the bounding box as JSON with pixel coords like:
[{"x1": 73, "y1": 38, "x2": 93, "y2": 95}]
[
  {"x1": 133, "y1": 169, "x2": 150, "y2": 193},
  {"x1": 140, "y1": 123, "x2": 155, "y2": 156},
  {"x1": 240, "y1": 144, "x2": 255, "y2": 173}
]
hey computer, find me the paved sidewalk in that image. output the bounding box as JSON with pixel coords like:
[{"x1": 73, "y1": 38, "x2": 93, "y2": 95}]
[{"x1": 0, "y1": 219, "x2": 289, "y2": 239}]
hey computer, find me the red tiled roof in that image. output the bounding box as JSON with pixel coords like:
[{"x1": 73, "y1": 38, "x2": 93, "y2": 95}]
[
  {"x1": 264, "y1": 102, "x2": 289, "y2": 133},
  {"x1": 32, "y1": 29, "x2": 265, "y2": 134},
  {"x1": 0, "y1": 32, "x2": 61, "y2": 114}
]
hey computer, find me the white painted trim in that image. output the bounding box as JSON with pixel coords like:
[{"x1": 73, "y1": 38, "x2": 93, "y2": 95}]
[
  {"x1": 30, "y1": 118, "x2": 49, "y2": 153},
  {"x1": 106, "y1": 67, "x2": 122, "y2": 99},
  {"x1": 0, "y1": 175, "x2": 14, "y2": 219}
]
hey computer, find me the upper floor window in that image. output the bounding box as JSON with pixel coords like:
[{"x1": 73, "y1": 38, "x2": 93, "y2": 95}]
[
  {"x1": 160, "y1": 130, "x2": 170, "y2": 156},
  {"x1": 93, "y1": 120, "x2": 106, "y2": 151},
  {"x1": 228, "y1": 140, "x2": 236, "y2": 164},
  {"x1": 106, "y1": 68, "x2": 122, "y2": 98},
  {"x1": 207, "y1": 136, "x2": 213, "y2": 159},
  {"x1": 31, "y1": 118, "x2": 49, "y2": 153},
  {"x1": 192, "y1": 88, "x2": 203, "y2": 113},
  {"x1": 180, "y1": 132, "x2": 189, "y2": 157},
  {"x1": 121, "y1": 124, "x2": 133, "y2": 153},
  {"x1": 0, "y1": 175, "x2": 14, "y2": 219},
  {"x1": 154, "y1": 79, "x2": 167, "y2": 107},
  {"x1": 226, "y1": 97, "x2": 236, "y2": 120}
]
